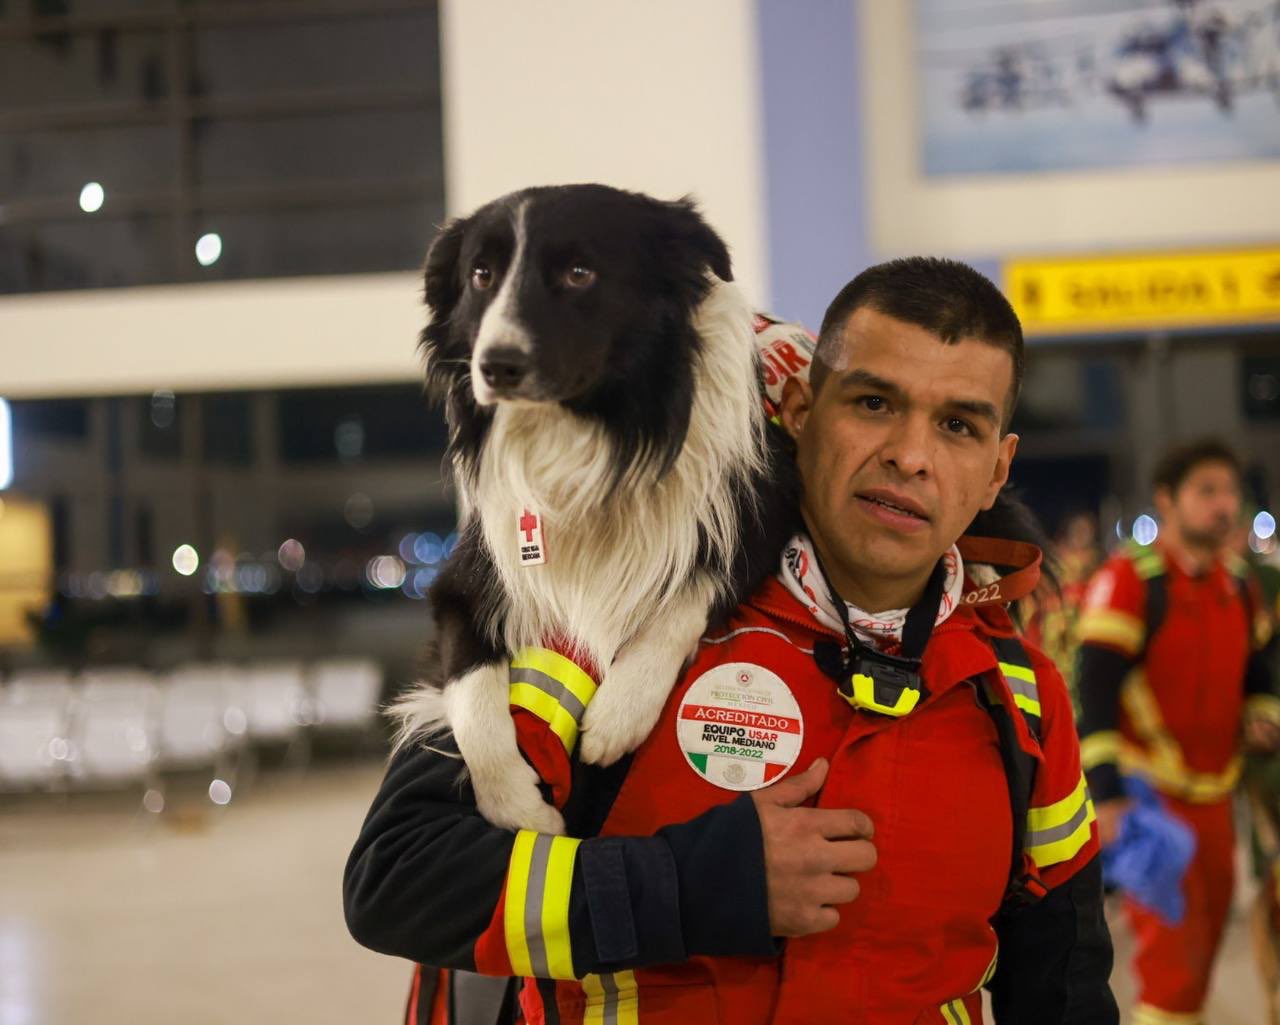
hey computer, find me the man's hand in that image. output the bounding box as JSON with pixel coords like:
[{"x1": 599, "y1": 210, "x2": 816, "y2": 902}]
[
  {"x1": 1245, "y1": 716, "x2": 1280, "y2": 752},
  {"x1": 1094, "y1": 797, "x2": 1132, "y2": 848},
  {"x1": 750, "y1": 758, "x2": 877, "y2": 938}
]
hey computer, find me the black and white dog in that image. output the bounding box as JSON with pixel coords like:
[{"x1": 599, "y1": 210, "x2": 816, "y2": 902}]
[{"x1": 392, "y1": 184, "x2": 797, "y2": 833}]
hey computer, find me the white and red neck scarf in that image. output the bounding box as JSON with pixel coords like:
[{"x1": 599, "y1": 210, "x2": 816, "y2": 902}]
[{"x1": 779, "y1": 533, "x2": 965, "y2": 653}]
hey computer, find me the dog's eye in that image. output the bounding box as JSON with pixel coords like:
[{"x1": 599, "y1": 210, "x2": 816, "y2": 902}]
[
  {"x1": 563, "y1": 264, "x2": 597, "y2": 289},
  {"x1": 470, "y1": 264, "x2": 494, "y2": 290}
]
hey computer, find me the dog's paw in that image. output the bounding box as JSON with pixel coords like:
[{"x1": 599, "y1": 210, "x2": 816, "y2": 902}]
[
  {"x1": 578, "y1": 682, "x2": 661, "y2": 767},
  {"x1": 472, "y1": 757, "x2": 565, "y2": 835}
]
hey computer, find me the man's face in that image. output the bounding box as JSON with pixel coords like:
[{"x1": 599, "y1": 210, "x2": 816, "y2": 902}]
[
  {"x1": 780, "y1": 307, "x2": 1018, "y2": 599},
  {"x1": 1156, "y1": 461, "x2": 1240, "y2": 550}
]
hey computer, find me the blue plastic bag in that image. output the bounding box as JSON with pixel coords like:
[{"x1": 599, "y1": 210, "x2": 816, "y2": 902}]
[{"x1": 1101, "y1": 776, "x2": 1196, "y2": 925}]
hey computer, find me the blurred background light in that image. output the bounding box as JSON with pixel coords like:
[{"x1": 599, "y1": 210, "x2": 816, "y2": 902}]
[
  {"x1": 78, "y1": 182, "x2": 104, "y2": 213},
  {"x1": 0, "y1": 398, "x2": 11, "y2": 490},
  {"x1": 277, "y1": 538, "x2": 305, "y2": 572},
  {"x1": 208, "y1": 779, "x2": 232, "y2": 806},
  {"x1": 1131, "y1": 514, "x2": 1159, "y2": 547},
  {"x1": 1255, "y1": 510, "x2": 1276, "y2": 541},
  {"x1": 171, "y1": 544, "x2": 199, "y2": 576},
  {"x1": 195, "y1": 232, "x2": 223, "y2": 267}
]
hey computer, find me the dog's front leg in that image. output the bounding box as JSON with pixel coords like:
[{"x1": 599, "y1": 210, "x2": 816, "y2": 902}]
[
  {"x1": 447, "y1": 662, "x2": 566, "y2": 835},
  {"x1": 578, "y1": 576, "x2": 716, "y2": 767}
]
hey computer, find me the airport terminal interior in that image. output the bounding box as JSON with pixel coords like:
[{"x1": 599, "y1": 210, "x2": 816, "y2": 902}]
[{"x1": 2, "y1": 1, "x2": 1280, "y2": 1022}]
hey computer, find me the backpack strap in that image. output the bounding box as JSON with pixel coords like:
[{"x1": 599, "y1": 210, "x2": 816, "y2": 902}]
[
  {"x1": 980, "y1": 635, "x2": 1049, "y2": 910},
  {"x1": 1126, "y1": 541, "x2": 1168, "y2": 660}
]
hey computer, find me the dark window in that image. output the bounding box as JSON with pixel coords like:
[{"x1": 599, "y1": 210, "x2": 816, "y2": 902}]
[
  {"x1": 1244, "y1": 354, "x2": 1280, "y2": 423},
  {"x1": 138, "y1": 391, "x2": 182, "y2": 458},
  {"x1": 8, "y1": 398, "x2": 89, "y2": 439},
  {"x1": 277, "y1": 383, "x2": 445, "y2": 464},
  {"x1": 0, "y1": 1, "x2": 443, "y2": 295},
  {"x1": 202, "y1": 392, "x2": 253, "y2": 465}
]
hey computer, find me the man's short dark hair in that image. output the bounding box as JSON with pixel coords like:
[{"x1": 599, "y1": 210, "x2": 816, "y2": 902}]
[
  {"x1": 813, "y1": 257, "x2": 1024, "y2": 429},
  {"x1": 1152, "y1": 437, "x2": 1241, "y2": 494}
]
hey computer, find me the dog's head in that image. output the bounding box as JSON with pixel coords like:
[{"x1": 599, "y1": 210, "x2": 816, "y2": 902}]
[{"x1": 420, "y1": 184, "x2": 732, "y2": 419}]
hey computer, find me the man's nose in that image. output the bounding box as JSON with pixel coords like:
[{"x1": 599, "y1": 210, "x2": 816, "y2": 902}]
[{"x1": 879, "y1": 416, "x2": 933, "y2": 478}]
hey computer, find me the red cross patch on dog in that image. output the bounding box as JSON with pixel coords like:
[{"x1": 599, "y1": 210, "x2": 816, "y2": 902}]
[{"x1": 517, "y1": 508, "x2": 547, "y2": 566}]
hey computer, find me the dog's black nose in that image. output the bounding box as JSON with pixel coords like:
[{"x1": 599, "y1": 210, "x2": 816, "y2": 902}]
[{"x1": 478, "y1": 348, "x2": 530, "y2": 391}]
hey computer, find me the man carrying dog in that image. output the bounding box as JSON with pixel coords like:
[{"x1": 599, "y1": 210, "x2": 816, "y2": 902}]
[
  {"x1": 1076, "y1": 439, "x2": 1279, "y2": 1025},
  {"x1": 345, "y1": 258, "x2": 1117, "y2": 1024}
]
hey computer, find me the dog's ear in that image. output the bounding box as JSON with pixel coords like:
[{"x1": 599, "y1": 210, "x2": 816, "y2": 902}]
[
  {"x1": 664, "y1": 197, "x2": 734, "y2": 283},
  {"x1": 422, "y1": 216, "x2": 469, "y2": 319}
]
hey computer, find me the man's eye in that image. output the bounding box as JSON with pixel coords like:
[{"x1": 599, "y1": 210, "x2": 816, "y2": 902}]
[
  {"x1": 470, "y1": 264, "x2": 494, "y2": 290},
  {"x1": 857, "y1": 396, "x2": 886, "y2": 412},
  {"x1": 945, "y1": 417, "x2": 974, "y2": 436}
]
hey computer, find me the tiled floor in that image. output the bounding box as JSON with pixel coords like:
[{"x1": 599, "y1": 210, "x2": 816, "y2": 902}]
[{"x1": 0, "y1": 762, "x2": 1272, "y2": 1024}]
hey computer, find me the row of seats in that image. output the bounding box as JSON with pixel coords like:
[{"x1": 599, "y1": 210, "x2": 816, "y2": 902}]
[{"x1": 0, "y1": 658, "x2": 384, "y2": 792}]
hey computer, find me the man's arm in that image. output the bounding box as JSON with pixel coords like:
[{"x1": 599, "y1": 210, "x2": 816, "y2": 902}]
[
  {"x1": 343, "y1": 736, "x2": 779, "y2": 979},
  {"x1": 990, "y1": 644, "x2": 1118, "y2": 1024},
  {"x1": 988, "y1": 856, "x2": 1116, "y2": 1025},
  {"x1": 1074, "y1": 558, "x2": 1147, "y2": 829}
]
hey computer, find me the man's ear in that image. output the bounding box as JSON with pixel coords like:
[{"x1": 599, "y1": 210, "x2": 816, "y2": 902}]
[
  {"x1": 779, "y1": 375, "x2": 814, "y2": 443},
  {"x1": 1153, "y1": 485, "x2": 1174, "y2": 520},
  {"x1": 980, "y1": 433, "x2": 1019, "y2": 511}
]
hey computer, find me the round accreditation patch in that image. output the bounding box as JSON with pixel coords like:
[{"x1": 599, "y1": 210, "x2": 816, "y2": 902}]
[{"x1": 676, "y1": 661, "x2": 804, "y2": 792}]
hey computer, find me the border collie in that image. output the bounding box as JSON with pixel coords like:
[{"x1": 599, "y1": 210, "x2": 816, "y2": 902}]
[{"x1": 392, "y1": 184, "x2": 797, "y2": 833}]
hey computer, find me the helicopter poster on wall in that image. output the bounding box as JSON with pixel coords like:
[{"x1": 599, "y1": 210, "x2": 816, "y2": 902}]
[{"x1": 917, "y1": 0, "x2": 1280, "y2": 175}]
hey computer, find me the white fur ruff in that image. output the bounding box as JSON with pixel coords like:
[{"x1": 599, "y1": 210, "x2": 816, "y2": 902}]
[{"x1": 466, "y1": 276, "x2": 764, "y2": 669}]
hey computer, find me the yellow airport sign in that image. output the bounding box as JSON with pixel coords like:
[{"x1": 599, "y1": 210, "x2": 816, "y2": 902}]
[{"x1": 1005, "y1": 247, "x2": 1280, "y2": 335}]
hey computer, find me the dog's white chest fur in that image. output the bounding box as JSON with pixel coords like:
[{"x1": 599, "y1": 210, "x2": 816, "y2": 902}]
[{"x1": 464, "y1": 278, "x2": 764, "y2": 671}]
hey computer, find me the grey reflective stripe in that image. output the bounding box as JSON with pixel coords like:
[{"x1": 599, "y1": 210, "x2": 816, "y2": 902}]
[
  {"x1": 510, "y1": 666, "x2": 588, "y2": 723},
  {"x1": 523, "y1": 833, "x2": 554, "y2": 976},
  {"x1": 1026, "y1": 798, "x2": 1091, "y2": 848},
  {"x1": 601, "y1": 972, "x2": 620, "y2": 1025},
  {"x1": 1005, "y1": 674, "x2": 1039, "y2": 704}
]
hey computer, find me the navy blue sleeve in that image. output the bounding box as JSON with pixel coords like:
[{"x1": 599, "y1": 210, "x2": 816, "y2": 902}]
[{"x1": 345, "y1": 741, "x2": 776, "y2": 976}]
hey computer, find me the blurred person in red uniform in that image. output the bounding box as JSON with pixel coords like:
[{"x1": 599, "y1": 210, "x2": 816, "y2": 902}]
[
  {"x1": 345, "y1": 259, "x2": 1117, "y2": 1024},
  {"x1": 1076, "y1": 439, "x2": 1280, "y2": 1025},
  {"x1": 1025, "y1": 510, "x2": 1104, "y2": 701}
]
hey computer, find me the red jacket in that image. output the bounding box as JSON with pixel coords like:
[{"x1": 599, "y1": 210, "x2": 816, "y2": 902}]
[
  {"x1": 345, "y1": 568, "x2": 1114, "y2": 1025},
  {"x1": 1076, "y1": 540, "x2": 1277, "y2": 803}
]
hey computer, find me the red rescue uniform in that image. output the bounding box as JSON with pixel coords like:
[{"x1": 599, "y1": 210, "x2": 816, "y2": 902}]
[
  {"x1": 347, "y1": 559, "x2": 1114, "y2": 1025},
  {"x1": 1077, "y1": 540, "x2": 1278, "y2": 1024}
]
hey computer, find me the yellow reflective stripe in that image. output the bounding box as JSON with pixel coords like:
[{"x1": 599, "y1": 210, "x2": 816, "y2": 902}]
[
  {"x1": 940, "y1": 999, "x2": 972, "y2": 1025},
  {"x1": 503, "y1": 830, "x2": 582, "y2": 980},
  {"x1": 1076, "y1": 608, "x2": 1144, "y2": 654},
  {"x1": 1118, "y1": 744, "x2": 1242, "y2": 803},
  {"x1": 1026, "y1": 774, "x2": 1096, "y2": 869},
  {"x1": 1120, "y1": 672, "x2": 1241, "y2": 801},
  {"x1": 1246, "y1": 694, "x2": 1280, "y2": 727},
  {"x1": 512, "y1": 647, "x2": 598, "y2": 707},
  {"x1": 504, "y1": 830, "x2": 537, "y2": 977},
  {"x1": 998, "y1": 660, "x2": 1041, "y2": 718},
  {"x1": 999, "y1": 661, "x2": 1036, "y2": 684},
  {"x1": 1132, "y1": 1003, "x2": 1202, "y2": 1025},
  {"x1": 1121, "y1": 673, "x2": 1184, "y2": 773},
  {"x1": 1027, "y1": 774, "x2": 1089, "y2": 833},
  {"x1": 508, "y1": 647, "x2": 599, "y2": 754},
  {"x1": 583, "y1": 971, "x2": 639, "y2": 1025},
  {"x1": 974, "y1": 947, "x2": 999, "y2": 991},
  {"x1": 1080, "y1": 730, "x2": 1121, "y2": 771},
  {"x1": 509, "y1": 681, "x2": 580, "y2": 752}
]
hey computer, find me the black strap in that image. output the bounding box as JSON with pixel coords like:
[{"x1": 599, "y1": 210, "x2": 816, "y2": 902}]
[
  {"x1": 978, "y1": 635, "x2": 1043, "y2": 911},
  {"x1": 449, "y1": 970, "x2": 520, "y2": 1025}
]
